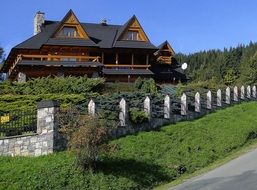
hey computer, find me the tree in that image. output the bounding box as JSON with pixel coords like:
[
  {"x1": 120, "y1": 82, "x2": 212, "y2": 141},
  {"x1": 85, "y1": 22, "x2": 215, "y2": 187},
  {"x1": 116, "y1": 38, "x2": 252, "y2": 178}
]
[
  {"x1": 247, "y1": 52, "x2": 257, "y2": 84},
  {"x1": 0, "y1": 47, "x2": 5, "y2": 82}
]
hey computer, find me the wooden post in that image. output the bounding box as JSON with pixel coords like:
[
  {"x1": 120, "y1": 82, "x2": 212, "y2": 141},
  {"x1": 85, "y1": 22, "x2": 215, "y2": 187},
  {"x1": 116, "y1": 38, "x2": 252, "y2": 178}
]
[
  {"x1": 101, "y1": 52, "x2": 104, "y2": 64},
  {"x1": 164, "y1": 95, "x2": 170, "y2": 119},
  {"x1": 144, "y1": 96, "x2": 151, "y2": 119},
  {"x1": 146, "y1": 54, "x2": 149, "y2": 66},
  {"x1": 119, "y1": 98, "x2": 126, "y2": 127},
  {"x1": 115, "y1": 53, "x2": 118, "y2": 64},
  {"x1": 207, "y1": 90, "x2": 212, "y2": 110},
  {"x1": 217, "y1": 89, "x2": 222, "y2": 107},
  {"x1": 226, "y1": 87, "x2": 230, "y2": 104},
  {"x1": 195, "y1": 92, "x2": 201, "y2": 113},
  {"x1": 252, "y1": 86, "x2": 256, "y2": 98},
  {"x1": 234, "y1": 86, "x2": 238, "y2": 102},
  {"x1": 181, "y1": 93, "x2": 187, "y2": 115}
]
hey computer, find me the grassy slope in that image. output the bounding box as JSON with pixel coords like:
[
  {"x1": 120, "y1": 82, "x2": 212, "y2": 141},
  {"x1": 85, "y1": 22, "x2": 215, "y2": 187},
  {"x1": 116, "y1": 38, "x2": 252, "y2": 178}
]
[{"x1": 1, "y1": 102, "x2": 257, "y2": 189}]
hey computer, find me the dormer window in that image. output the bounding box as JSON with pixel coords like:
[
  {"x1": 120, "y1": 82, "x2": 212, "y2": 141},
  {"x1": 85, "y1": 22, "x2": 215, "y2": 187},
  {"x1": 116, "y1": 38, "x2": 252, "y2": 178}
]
[
  {"x1": 57, "y1": 26, "x2": 80, "y2": 38},
  {"x1": 123, "y1": 30, "x2": 142, "y2": 41}
]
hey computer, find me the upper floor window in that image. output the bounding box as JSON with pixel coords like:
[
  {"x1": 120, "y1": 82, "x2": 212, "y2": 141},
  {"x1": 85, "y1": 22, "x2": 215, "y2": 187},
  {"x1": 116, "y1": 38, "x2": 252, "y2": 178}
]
[
  {"x1": 123, "y1": 30, "x2": 141, "y2": 41},
  {"x1": 57, "y1": 26, "x2": 80, "y2": 38}
]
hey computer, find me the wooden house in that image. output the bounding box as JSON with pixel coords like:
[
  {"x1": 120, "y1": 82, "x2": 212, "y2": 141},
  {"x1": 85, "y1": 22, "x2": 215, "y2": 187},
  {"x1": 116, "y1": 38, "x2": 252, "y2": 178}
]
[{"x1": 0, "y1": 10, "x2": 186, "y2": 83}]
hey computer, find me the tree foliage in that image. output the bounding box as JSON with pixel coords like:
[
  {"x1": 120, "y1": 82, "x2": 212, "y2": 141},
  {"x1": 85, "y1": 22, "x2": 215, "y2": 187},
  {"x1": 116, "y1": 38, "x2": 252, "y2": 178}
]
[{"x1": 176, "y1": 41, "x2": 257, "y2": 85}]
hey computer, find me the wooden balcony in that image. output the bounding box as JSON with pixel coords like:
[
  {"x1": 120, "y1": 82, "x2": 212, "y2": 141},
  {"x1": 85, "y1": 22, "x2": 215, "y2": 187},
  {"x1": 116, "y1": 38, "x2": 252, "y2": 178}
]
[
  {"x1": 21, "y1": 54, "x2": 100, "y2": 62},
  {"x1": 157, "y1": 56, "x2": 172, "y2": 64},
  {"x1": 8, "y1": 54, "x2": 101, "y2": 77}
]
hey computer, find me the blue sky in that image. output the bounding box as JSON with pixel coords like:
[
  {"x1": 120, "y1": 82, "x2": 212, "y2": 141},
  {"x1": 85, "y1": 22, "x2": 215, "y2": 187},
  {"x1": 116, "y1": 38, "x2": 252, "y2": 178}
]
[{"x1": 1, "y1": 0, "x2": 257, "y2": 55}]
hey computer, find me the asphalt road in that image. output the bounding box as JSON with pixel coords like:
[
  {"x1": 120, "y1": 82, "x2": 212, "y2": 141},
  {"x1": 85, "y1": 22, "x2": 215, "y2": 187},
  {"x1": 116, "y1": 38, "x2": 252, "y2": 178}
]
[{"x1": 169, "y1": 148, "x2": 257, "y2": 190}]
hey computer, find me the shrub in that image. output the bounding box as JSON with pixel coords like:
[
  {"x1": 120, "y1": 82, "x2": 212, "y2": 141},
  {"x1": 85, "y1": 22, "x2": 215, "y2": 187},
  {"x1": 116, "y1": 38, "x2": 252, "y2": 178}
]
[
  {"x1": 129, "y1": 107, "x2": 149, "y2": 124},
  {"x1": 0, "y1": 76, "x2": 105, "y2": 95},
  {"x1": 134, "y1": 78, "x2": 158, "y2": 94},
  {"x1": 58, "y1": 107, "x2": 110, "y2": 170}
]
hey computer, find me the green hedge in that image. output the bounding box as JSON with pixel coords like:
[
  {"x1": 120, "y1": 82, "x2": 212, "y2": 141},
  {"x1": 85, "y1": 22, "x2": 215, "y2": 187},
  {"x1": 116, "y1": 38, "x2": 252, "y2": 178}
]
[{"x1": 0, "y1": 76, "x2": 105, "y2": 95}]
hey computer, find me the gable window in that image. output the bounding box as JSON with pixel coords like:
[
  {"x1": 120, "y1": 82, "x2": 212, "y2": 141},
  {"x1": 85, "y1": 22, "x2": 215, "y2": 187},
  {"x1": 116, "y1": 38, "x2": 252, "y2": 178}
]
[
  {"x1": 124, "y1": 30, "x2": 141, "y2": 41},
  {"x1": 57, "y1": 26, "x2": 79, "y2": 38}
]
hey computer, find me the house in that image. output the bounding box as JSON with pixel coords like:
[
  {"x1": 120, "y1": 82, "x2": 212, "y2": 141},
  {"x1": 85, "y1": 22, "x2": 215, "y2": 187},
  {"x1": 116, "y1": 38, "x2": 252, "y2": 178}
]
[{"x1": 0, "y1": 10, "x2": 186, "y2": 83}]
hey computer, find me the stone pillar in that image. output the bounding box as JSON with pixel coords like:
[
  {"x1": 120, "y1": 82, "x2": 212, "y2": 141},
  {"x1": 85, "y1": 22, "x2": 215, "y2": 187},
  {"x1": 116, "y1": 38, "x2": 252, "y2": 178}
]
[
  {"x1": 247, "y1": 85, "x2": 251, "y2": 99},
  {"x1": 181, "y1": 93, "x2": 187, "y2": 115},
  {"x1": 226, "y1": 87, "x2": 230, "y2": 104},
  {"x1": 207, "y1": 90, "x2": 212, "y2": 110},
  {"x1": 17, "y1": 72, "x2": 26, "y2": 83},
  {"x1": 252, "y1": 86, "x2": 256, "y2": 98},
  {"x1": 88, "y1": 99, "x2": 96, "y2": 116},
  {"x1": 195, "y1": 92, "x2": 201, "y2": 112},
  {"x1": 164, "y1": 95, "x2": 170, "y2": 119},
  {"x1": 37, "y1": 100, "x2": 60, "y2": 155},
  {"x1": 217, "y1": 89, "x2": 222, "y2": 107},
  {"x1": 119, "y1": 98, "x2": 126, "y2": 126},
  {"x1": 144, "y1": 96, "x2": 151, "y2": 119},
  {"x1": 241, "y1": 86, "x2": 245, "y2": 100},
  {"x1": 234, "y1": 86, "x2": 238, "y2": 102}
]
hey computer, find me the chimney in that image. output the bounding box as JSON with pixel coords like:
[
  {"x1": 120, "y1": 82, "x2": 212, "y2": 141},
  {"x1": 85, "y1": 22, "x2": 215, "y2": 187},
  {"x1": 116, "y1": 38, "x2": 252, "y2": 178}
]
[
  {"x1": 100, "y1": 19, "x2": 107, "y2": 26},
  {"x1": 34, "y1": 11, "x2": 45, "y2": 35}
]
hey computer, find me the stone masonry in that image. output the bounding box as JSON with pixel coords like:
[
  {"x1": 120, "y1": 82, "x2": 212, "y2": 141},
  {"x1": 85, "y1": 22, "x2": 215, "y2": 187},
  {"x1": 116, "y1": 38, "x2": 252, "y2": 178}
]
[{"x1": 0, "y1": 100, "x2": 60, "y2": 156}]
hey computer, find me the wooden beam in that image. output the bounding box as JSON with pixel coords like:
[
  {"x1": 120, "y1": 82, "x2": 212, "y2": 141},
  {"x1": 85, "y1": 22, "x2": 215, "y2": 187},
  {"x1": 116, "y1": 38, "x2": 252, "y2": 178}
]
[
  {"x1": 105, "y1": 64, "x2": 150, "y2": 68},
  {"x1": 146, "y1": 54, "x2": 149, "y2": 65},
  {"x1": 102, "y1": 52, "x2": 104, "y2": 64}
]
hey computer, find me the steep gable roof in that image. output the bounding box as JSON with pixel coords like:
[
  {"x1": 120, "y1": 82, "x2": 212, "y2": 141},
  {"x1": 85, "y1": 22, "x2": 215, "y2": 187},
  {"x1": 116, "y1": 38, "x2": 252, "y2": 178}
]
[
  {"x1": 156, "y1": 40, "x2": 175, "y2": 55},
  {"x1": 13, "y1": 12, "x2": 157, "y2": 50},
  {"x1": 52, "y1": 9, "x2": 90, "y2": 39},
  {"x1": 113, "y1": 15, "x2": 157, "y2": 49}
]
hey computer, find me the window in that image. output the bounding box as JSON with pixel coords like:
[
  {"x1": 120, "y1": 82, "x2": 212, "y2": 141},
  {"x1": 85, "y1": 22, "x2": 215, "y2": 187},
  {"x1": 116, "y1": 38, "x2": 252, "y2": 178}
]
[
  {"x1": 57, "y1": 26, "x2": 79, "y2": 38},
  {"x1": 124, "y1": 30, "x2": 140, "y2": 41}
]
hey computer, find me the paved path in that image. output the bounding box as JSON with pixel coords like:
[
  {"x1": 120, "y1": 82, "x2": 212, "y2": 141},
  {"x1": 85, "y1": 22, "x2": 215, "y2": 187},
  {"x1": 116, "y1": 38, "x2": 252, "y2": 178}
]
[{"x1": 169, "y1": 148, "x2": 257, "y2": 190}]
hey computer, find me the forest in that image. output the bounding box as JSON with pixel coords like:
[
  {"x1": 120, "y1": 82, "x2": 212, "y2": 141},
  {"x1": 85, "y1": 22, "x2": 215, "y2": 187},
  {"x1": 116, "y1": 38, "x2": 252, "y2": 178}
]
[{"x1": 176, "y1": 41, "x2": 257, "y2": 85}]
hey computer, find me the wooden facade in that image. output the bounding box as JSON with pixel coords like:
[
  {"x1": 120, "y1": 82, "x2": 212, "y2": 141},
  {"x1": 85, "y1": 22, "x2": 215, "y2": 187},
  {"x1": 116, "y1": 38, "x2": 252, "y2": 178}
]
[{"x1": 1, "y1": 10, "x2": 186, "y2": 83}]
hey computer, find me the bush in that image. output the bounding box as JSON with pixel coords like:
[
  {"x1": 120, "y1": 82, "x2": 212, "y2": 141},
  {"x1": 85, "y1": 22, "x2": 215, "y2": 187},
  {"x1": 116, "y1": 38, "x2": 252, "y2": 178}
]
[
  {"x1": 0, "y1": 76, "x2": 105, "y2": 95},
  {"x1": 58, "y1": 108, "x2": 110, "y2": 170},
  {"x1": 129, "y1": 108, "x2": 149, "y2": 124},
  {"x1": 134, "y1": 78, "x2": 158, "y2": 94}
]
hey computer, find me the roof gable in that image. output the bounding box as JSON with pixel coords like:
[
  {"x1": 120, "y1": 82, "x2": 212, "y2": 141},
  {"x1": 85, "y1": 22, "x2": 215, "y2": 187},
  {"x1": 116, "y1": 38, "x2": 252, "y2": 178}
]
[
  {"x1": 156, "y1": 41, "x2": 175, "y2": 55},
  {"x1": 117, "y1": 15, "x2": 150, "y2": 42},
  {"x1": 52, "y1": 10, "x2": 90, "y2": 39}
]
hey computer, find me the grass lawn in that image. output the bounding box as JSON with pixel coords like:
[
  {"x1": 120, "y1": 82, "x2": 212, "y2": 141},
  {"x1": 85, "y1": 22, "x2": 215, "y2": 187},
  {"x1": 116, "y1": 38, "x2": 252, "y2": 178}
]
[{"x1": 1, "y1": 102, "x2": 257, "y2": 189}]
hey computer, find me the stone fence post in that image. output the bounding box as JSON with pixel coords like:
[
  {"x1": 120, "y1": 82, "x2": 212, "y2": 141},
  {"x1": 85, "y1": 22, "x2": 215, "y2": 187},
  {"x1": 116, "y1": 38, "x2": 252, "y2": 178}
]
[
  {"x1": 37, "y1": 100, "x2": 60, "y2": 154},
  {"x1": 207, "y1": 90, "x2": 212, "y2": 110},
  {"x1": 144, "y1": 96, "x2": 151, "y2": 119},
  {"x1": 217, "y1": 89, "x2": 222, "y2": 107},
  {"x1": 119, "y1": 98, "x2": 126, "y2": 126},
  {"x1": 164, "y1": 95, "x2": 170, "y2": 119},
  {"x1": 253, "y1": 86, "x2": 256, "y2": 98},
  {"x1": 226, "y1": 87, "x2": 230, "y2": 104},
  {"x1": 88, "y1": 99, "x2": 96, "y2": 116},
  {"x1": 195, "y1": 92, "x2": 201, "y2": 112},
  {"x1": 234, "y1": 86, "x2": 238, "y2": 102},
  {"x1": 181, "y1": 93, "x2": 187, "y2": 115}
]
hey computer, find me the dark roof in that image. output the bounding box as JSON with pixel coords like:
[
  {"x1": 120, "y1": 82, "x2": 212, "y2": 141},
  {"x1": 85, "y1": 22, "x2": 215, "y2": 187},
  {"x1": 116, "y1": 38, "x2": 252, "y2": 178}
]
[
  {"x1": 18, "y1": 60, "x2": 103, "y2": 67},
  {"x1": 13, "y1": 16, "x2": 157, "y2": 50},
  {"x1": 102, "y1": 68, "x2": 153, "y2": 75}
]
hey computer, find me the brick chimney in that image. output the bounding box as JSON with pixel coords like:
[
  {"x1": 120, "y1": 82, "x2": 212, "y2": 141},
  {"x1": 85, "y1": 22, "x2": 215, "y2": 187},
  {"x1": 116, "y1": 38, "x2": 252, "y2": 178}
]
[{"x1": 34, "y1": 11, "x2": 45, "y2": 35}]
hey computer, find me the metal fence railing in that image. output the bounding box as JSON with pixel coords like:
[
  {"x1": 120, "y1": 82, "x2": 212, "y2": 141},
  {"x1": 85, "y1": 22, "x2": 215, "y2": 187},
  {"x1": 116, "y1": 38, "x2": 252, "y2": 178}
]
[{"x1": 0, "y1": 110, "x2": 37, "y2": 137}]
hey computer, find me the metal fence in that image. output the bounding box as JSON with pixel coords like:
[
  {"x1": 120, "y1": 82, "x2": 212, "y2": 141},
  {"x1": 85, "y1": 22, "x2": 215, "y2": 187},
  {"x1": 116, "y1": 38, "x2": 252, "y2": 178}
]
[{"x1": 0, "y1": 110, "x2": 37, "y2": 137}]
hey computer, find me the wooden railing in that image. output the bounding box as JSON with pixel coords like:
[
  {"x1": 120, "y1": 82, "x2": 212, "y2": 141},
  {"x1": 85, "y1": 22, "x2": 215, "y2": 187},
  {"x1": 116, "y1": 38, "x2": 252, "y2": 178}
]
[{"x1": 21, "y1": 54, "x2": 100, "y2": 62}]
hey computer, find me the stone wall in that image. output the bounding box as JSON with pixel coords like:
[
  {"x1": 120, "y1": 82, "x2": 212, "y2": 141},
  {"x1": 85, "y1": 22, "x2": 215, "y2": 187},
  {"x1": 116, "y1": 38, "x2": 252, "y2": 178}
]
[{"x1": 0, "y1": 100, "x2": 60, "y2": 156}]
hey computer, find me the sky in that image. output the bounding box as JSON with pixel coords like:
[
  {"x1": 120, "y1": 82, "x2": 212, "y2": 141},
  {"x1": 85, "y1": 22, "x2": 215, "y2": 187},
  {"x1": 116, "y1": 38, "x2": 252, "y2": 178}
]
[{"x1": 1, "y1": 0, "x2": 257, "y2": 56}]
